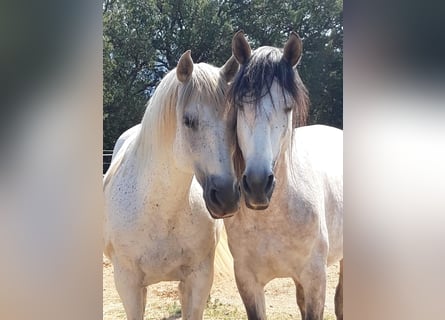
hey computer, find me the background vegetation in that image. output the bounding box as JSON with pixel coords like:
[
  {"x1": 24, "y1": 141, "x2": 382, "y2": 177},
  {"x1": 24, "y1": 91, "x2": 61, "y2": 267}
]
[{"x1": 103, "y1": 0, "x2": 343, "y2": 150}]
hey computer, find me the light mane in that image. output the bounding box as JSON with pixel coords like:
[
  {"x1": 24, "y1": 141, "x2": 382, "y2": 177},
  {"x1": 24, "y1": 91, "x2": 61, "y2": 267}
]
[{"x1": 105, "y1": 62, "x2": 228, "y2": 182}]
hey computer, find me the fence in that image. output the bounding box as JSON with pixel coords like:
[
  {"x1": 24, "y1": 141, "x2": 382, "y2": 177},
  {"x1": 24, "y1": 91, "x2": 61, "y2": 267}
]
[{"x1": 103, "y1": 150, "x2": 113, "y2": 174}]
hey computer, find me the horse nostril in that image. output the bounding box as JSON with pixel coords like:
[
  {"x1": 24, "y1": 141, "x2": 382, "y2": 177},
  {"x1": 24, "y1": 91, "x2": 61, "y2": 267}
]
[
  {"x1": 265, "y1": 174, "x2": 274, "y2": 192},
  {"x1": 242, "y1": 175, "x2": 250, "y2": 193},
  {"x1": 210, "y1": 188, "x2": 220, "y2": 206}
]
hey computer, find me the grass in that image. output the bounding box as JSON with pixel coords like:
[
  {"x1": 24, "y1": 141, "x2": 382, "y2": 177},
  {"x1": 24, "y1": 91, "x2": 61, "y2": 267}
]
[
  {"x1": 106, "y1": 299, "x2": 336, "y2": 320},
  {"x1": 205, "y1": 298, "x2": 336, "y2": 320},
  {"x1": 203, "y1": 298, "x2": 246, "y2": 319},
  {"x1": 203, "y1": 298, "x2": 337, "y2": 320},
  {"x1": 105, "y1": 292, "x2": 337, "y2": 320}
]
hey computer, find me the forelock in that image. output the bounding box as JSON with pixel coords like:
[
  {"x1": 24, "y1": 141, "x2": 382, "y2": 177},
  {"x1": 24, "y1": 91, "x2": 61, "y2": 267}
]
[{"x1": 229, "y1": 46, "x2": 308, "y2": 126}]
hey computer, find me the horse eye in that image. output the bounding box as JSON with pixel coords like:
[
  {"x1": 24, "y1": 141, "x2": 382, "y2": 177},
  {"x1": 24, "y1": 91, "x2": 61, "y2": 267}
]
[{"x1": 183, "y1": 115, "x2": 198, "y2": 129}]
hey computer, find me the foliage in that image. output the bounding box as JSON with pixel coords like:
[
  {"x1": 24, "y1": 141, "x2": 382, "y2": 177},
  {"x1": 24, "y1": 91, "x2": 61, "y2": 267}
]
[{"x1": 103, "y1": 0, "x2": 343, "y2": 150}]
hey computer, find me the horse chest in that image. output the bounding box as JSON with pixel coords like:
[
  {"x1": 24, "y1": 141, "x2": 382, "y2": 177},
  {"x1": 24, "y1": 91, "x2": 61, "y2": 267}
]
[
  {"x1": 225, "y1": 203, "x2": 320, "y2": 278},
  {"x1": 138, "y1": 239, "x2": 197, "y2": 281},
  {"x1": 109, "y1": 202, "x2": 215, "y2": 282},
  {"x1": 118, "y1": 223, "x2": 212, "y2": 283}
]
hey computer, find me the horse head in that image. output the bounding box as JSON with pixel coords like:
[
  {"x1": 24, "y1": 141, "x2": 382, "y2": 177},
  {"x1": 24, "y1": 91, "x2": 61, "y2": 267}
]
[
  {"x1": 173, "y1": 50, "x2": 241, "y2": 218},
  {"x1": 230, "y1": 31, "x2": 308, "y2": 210}
]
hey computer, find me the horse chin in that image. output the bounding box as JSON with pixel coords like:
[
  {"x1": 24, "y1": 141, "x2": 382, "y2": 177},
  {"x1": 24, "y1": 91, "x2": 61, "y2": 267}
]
[
  {"x1": 245, "y1": 202, "x2": 270, "y2": 210},
  {"x1": 244, "y1": 197, "x2": 270, "y2": 210},
  {"x1": 206, "y1": 205, "x2": 236, "y2": 219}
]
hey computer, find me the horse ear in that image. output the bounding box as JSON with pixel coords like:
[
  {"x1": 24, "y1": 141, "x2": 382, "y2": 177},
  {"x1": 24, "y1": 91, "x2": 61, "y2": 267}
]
[
  {"x1": 282, "y1": 31, "x2": 303, "y2": 67},
  {"x1": 220, "y1": 55, "x2": 239, "y2": 82},
  {"x1": 232, "y1": 30, "x2": 251, "y2": 65},
  {"x1": 176, "y1": 50, "x2": 194, "y2": 83}
]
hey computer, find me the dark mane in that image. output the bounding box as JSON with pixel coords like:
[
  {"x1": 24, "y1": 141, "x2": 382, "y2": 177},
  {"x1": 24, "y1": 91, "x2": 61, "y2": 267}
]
[
  {"x1": 229, "y1": 45, "x2": 309, "y2": 177},
  {"x1": 229, "y1": 46, "x2": 308, "y2": 128}
]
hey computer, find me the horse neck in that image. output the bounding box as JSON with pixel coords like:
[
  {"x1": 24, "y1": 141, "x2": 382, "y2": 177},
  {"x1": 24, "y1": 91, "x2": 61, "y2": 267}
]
[
  {"x1": 273, "y1": 134, "x2": 293, "y2": 195},
  {"x1": 134, "y1": 116, "x2": 193, "y2": 208}
]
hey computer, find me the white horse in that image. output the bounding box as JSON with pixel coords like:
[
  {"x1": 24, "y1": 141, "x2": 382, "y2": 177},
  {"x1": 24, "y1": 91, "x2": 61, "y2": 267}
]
[
  {"x1": 103, "y1": 50, "x2": 240, "y2": 320},
  {"x1": 224, "y1": 31, "x2": 343, "y2": 320},
  {"x1": 110, "y1": 123, "x2": 141, "y2": 162}
]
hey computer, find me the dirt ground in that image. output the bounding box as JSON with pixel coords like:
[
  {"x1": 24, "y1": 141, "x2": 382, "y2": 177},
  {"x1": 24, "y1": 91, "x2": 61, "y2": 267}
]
[{"x1": 103, "y1": 236, "x2": 339, "y2": 320}]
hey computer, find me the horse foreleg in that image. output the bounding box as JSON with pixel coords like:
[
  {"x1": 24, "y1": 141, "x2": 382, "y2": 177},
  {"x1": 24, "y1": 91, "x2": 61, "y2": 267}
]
[
  {"x1": 334, "y1": 259, "x2": 343, "y2": 320},
  {"x1": 294, "y1": 279, "x2": 306, "y2": 320},
  {"x1": 298, "y1": 258, "x2": 327, "y2": 320},
  {"x1": 113, "y1": 262, "x2": 146, "y2": 320},
  {"x1": 178, "y1": 259, "x2": 214, "y2": 320},
  {"x1": 234, "y1": 265, "x2": 266, "y2": 320}
]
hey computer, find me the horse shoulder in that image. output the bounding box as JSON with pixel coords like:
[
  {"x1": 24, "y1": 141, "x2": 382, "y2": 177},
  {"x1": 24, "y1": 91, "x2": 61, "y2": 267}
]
[
  {"x1": 104, "y1": 153, "x2": 153, "y2": 250},
  {"x1": 291, "y1": 125, "x2": 343, "y2": 261},
  {"x1": 287, "y1": 126, "x2": 342, "y2": 226}
]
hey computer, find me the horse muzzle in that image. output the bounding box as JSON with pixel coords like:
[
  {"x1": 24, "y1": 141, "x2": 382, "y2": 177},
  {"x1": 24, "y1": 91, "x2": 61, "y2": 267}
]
[
  {"x1": 241, "y1": 168, "x2": 275, "y2": 210},
  {"x1": 203, "y1": 175, "x2": 241, "y2": 219}
]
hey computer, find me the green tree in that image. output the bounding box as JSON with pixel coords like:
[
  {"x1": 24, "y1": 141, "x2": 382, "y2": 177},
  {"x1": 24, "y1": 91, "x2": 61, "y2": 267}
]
[
  {"x1": 103, "y1": 0, "x2": 237, "y2": 149},
  {"x1": 103, "y1": 0, "x2": 343, "y2": 150}
]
